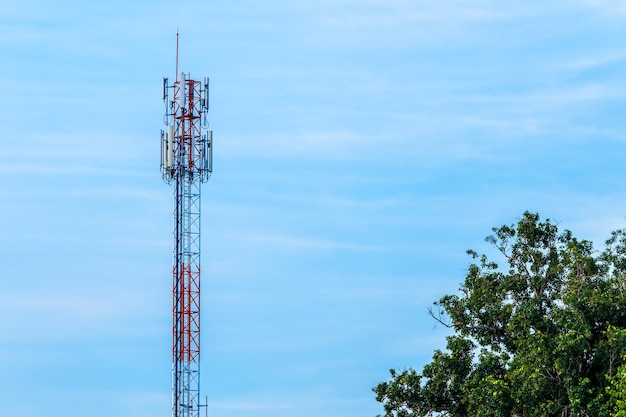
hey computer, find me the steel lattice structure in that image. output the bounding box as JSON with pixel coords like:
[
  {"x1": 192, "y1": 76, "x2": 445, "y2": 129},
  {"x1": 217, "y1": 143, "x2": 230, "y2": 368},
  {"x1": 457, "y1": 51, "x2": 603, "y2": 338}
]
[{"x1": 161, "y1": 37, "x2": 212, "y2": 417}]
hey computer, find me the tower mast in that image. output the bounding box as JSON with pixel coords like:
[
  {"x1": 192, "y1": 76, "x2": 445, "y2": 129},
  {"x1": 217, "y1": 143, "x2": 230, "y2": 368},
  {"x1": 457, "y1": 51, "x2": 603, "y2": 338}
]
[{"x1": 161, "y1": 35, "x2": 212, "y2": 417}]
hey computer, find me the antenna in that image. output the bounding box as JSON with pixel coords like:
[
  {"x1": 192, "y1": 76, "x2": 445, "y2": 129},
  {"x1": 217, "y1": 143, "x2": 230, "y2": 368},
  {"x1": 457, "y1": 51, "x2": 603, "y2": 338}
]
[{"x1": 160, "y1": 33, "x2": 213, "y2": 417}]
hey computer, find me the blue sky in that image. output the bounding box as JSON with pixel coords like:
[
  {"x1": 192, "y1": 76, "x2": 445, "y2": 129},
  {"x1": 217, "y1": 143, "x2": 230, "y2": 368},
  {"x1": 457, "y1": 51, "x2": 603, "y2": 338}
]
[{"x1": 2, "y1": 1, "x2": 626, "y2": 416}]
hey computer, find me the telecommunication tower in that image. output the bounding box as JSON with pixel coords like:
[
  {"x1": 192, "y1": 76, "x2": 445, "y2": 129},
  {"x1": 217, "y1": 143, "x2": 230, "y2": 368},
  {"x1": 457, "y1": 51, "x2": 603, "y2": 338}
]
[{"x1": 160, "y1": 33, "x2": 212, "y2": 417}]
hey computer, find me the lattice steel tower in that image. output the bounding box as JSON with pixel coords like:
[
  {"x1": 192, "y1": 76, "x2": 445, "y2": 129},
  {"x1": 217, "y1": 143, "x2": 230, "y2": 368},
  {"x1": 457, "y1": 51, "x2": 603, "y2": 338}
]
[{"x1": 160, "y1": 34, "x2": 212, "y2": 417}]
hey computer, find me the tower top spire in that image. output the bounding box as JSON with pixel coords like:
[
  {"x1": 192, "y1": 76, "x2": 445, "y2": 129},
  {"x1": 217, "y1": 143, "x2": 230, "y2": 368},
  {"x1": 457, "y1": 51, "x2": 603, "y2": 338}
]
[{"x1": 175, "y1": 31, "x2": 179, "y2": 82}]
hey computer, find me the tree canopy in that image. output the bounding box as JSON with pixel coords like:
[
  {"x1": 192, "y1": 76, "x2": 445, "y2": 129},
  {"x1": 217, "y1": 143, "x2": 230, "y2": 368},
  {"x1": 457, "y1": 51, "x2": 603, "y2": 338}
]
[{"x1": 374, "y1": 212, "x2": 626, "y2": 417}]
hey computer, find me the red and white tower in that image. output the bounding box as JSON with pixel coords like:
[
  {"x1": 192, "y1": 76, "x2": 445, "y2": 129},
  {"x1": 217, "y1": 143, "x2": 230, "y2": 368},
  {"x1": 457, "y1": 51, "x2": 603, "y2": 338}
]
[{"x1": 160, "y1": 34, "x2": 212, "y2": 417}]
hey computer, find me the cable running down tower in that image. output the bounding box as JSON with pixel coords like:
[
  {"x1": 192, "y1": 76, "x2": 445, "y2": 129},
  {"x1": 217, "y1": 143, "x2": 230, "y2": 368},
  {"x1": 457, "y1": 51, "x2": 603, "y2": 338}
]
[{"x1": 160, "y1": 34, "x2": 212, "y2": 417}]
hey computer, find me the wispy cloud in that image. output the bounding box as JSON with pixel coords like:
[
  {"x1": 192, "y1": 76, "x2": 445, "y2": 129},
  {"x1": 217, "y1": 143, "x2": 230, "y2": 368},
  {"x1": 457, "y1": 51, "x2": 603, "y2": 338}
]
[
  {"x1": 240, "y1": 231, "x2": 382, "y2": 252},
  {"x1": 579, "y1": 0, "x2": 626, "y2": 16},
  {"x1": 221, "y1": 130, "x2": 373, "y2": 160},
  {"x1": 3, "y1": 2, "x2": 626, "y2": 417},
  {"x1": 209, "y1": 391, "x2": 373, "y2": 417},
  {"x1": 0, "y1": 290, "x2": 164, "y2": 342}
]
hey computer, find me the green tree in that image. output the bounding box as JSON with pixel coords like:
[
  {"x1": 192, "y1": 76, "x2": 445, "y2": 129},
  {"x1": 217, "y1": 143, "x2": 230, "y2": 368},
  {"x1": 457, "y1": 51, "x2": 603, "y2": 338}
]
[{"x1": 374, "y1": 212, "x2": 626, "y2": 417}]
